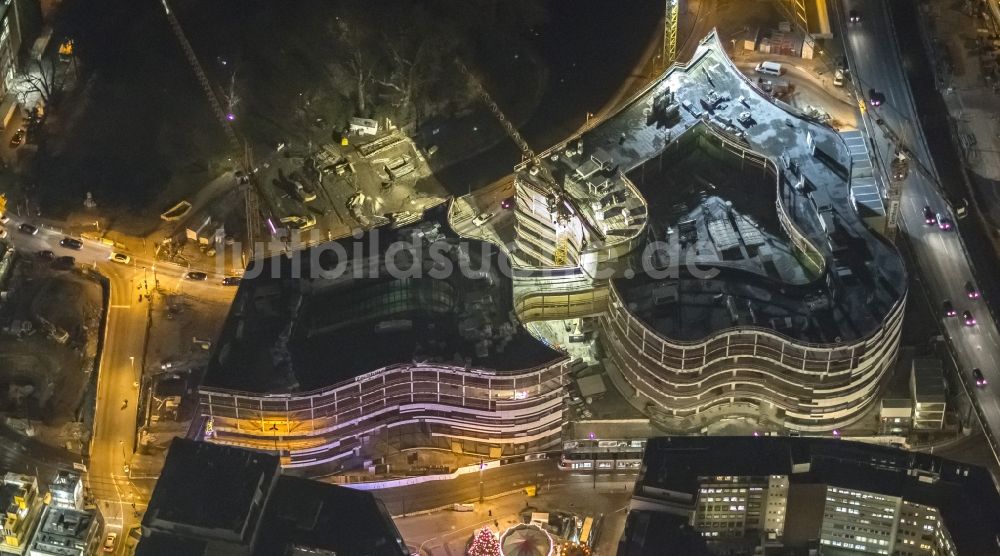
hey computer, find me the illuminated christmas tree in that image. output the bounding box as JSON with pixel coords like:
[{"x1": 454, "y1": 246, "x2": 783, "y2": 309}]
[{"x1": 467, "y1": 527, "x2": 502, "y2": 556}]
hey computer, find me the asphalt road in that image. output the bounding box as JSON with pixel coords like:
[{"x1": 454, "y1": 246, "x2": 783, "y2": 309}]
[
  {"x1": 369, "y1": 459, "x2": 636, "y2": 517},
  {"x1": 838, "y1": 0, "x2": 1000, "y2": 467},
  {"x1": 2, "y1": 216, "x2": 234, "y2": 553}
]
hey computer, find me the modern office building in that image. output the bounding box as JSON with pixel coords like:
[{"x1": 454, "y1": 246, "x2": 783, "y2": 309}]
[
  {"x1": 198, "y1": 205, "x2": 570, "y2": 469},
  {"x1": 25, "y1": 506, "x2": 100, "y2": 556},
  {"x1": 623, "y1": 436, "x2": 997, "y2": 555},
  {"x1": 139, "y1": 438, "x2": 409, "y2": 556},
  {"x1": 507, "y1": 31, "x2": 906, "y2": 434}
]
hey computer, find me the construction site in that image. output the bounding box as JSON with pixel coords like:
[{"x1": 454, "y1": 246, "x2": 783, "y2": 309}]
[{"x1": 0, "y1": 249, "x2": 103, "y2": 451}]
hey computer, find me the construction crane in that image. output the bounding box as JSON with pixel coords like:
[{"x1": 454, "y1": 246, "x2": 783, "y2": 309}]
[
  {"x1": 663, "y1": 0, "x2": 679, "y2": 69},
  {"x1": 158, "y1": 0, "x2": 261, "y2": 261},
  {"x1": 454, "y1": 59, "x2": 535, "y2": 162},
  {"x1": 455, "y1": 59, "x2": 604, "y2": 266}
]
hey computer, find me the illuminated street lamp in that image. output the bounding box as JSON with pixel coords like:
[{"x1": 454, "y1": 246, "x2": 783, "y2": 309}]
[{"x1": 269, "y1": 422, "x2": 280, "y2": 453}]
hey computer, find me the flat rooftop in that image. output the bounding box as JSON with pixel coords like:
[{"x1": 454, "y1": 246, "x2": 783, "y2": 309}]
[
  {"x1": 256, "y1": 475, "x2": 408, "y2": 556},
  {"x1": 204, "y1": 204, "x2": 560, "y2": 393},
  {"x1": 29, "y1": 506, "x2": 97, "y2": 555},
  {"x1": 528, "y1": 31, "x2": 904, "y2": 343},
  {"x1": 140, "y1": 440, "x2": 409, "y2": 556},
  {"x1": 636, "y1": 436, "x2": 1000, "y2": 555},
  {"x1": 142, "y1": 438, "x2": 278, "y2": 537}
]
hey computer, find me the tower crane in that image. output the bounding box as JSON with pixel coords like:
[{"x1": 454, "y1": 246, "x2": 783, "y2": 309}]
[
  {"x1": 158, "y1": 0, "x2": 261, "y2": 262},
  {"x1": 454, "y1": 59, "x2": 605, "y2": 265}
]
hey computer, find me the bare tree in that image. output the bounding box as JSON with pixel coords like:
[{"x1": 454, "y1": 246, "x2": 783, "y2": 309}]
[
  {"x1": 374, "y1": 35, "x2": 433, "y2": 121},
  {"x1": 330, "y1": 17, "x2": 377, "y2": 115},
  {"x1": 15, "y1": 58, "x2": 69, "y2": 109}
]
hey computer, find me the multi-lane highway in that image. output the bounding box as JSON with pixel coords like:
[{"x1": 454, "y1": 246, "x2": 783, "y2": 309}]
[
  {"x1": 838, "y1": 0, "x2": 1000, "y2": 467},
  {"x1": 2, "y1": 216, "x2": 233, "y2": 552}
]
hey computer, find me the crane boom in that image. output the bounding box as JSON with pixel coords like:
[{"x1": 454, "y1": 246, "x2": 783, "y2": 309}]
[{"x1": 158, "y1": 0, "x2": 260, "y2": 260}]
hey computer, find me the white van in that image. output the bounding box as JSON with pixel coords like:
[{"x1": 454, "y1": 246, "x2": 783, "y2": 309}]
[
  {"x1": 833, "y1": 69, "x2": 845, "y2": 87},
  {"x1": 755, "y1": 61, "x2": 783, "y2": 76}
]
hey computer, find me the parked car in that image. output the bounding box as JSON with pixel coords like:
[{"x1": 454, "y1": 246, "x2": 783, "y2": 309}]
[
  {"x1": 36, "y1": 250, "x2": 54, "y2": 260},
  {"x1": 109, "y1": 252, "x2": 130, "y2": 264},
  {"x1": 964, "y1": 310, "x2": 977, "y2": 327},
  {"x1": 973, "y1": 368, "x2": 987, "y2": 387},
  {"x1": 18, "y1": 223, "x2": 37, "y2": 235},
  {"x1": 185, "y1": 271, "x2": 208, "y2": 281},
  {"x1": 59, "y1": 237, "x2": 83, "y2": 250},
  {"x1": 472, "y1": 212, "x2": 495, "y2": 227},
  {"x1": 0, "y1": 229, "x2": 7, "y2": 239},
  {"x1": 103, "y1": 531, "x2": 117, "y2": 552},
  {"x1": 966, "y1": 281, "x2": 980, "y2": 299},
  {"x1": 942, "y1": 300, "x2": 956, "y2": 318},
  {"x1": 9, "y1": 128, "x2": 25, "y2": 148},
  {"x1": 52, "y1": 256, "x2": 75, "y2": 269}
]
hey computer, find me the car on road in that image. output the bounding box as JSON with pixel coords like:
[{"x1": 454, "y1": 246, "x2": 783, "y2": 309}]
[
  {"x1": 9, "y1": 128, "x2": 25, "y2": 148},
  {"x1": 964, "y1": 310, "x2": 977, "y2": 327},
  {"x1": 922, "y1": 206, "x2": 936, "y2": 225},
  {"x1": 185, "y1": 271, "x2": 208, "y2": 281},
  {"x1": 868, "y1": 89, "x2": 885, "y2": 107},
  {"x1": 18, "y1": 223, "x2": 37, "y2": 235},
  {"x1": 833, "y1": 68, "x2": 845, "y2": 87},
  {"x1": 36, "y1": 250, "x2": 54, "y2": 260},
  {"x1": 936, "y1": 214, "x2": 953, "y2": 231},
  {"x1": 943, "y1": 300, "x2": 956, "y2": 318},
  {"x1": 966, "y1": 281, "x2": 980, "y2": 299},
  {"x1": 108, "y1": 252, "x2": 130, "y2": 264},
  {"x1": 849, "y1": 9, "x2": 861, "y2": 23},
  {"x1": 500, "y1": 196, "x2": 516, "y2": 210},
  {"x1": 59, "y1": 237, "x2": 83, "y2": 250},
  {"x1": 973, "y1": 368, "x2": 987, "y2": 387},
  {"x1": 222, "y1": 276, "x2": 242, "y2": 286},
  {"x1": 102, "y1": 531, "x2": 117, "y2": 552},
  {"x1": 472, "y1": 212, "x2": 495, "y2": 227}
]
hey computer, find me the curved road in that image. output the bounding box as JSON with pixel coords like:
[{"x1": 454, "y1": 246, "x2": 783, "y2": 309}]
[
  {"x1": 3, "y1": 216, "x2": 233, "y2": 552},
  {"x1": 838, "y1": 0, "x2": 1000, "y2": 468}
]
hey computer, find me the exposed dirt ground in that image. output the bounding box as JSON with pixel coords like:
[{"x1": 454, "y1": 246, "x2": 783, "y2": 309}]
[{"x1": 0, "y1": 254, "x2": 102, "y2": 437}]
